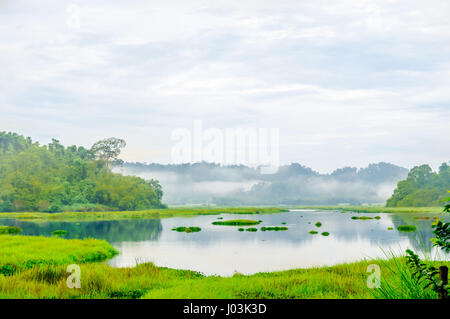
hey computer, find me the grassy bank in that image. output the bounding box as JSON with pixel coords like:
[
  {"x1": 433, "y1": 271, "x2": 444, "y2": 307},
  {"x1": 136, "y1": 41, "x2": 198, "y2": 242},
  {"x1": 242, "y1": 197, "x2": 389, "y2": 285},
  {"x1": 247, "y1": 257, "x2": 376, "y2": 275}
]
[
  {"x1": 0, "y1": 234, "x2": 448, "y2": 299},
  {"x1": 0, "y1": 207, "x2": 288, "y2": 222},
  {"x1": 1, "y1": 257, "x2": 448, "y2": 299},
  {"x1": 0, "y1": 235, "x2": 117, "y2": 275},
  {"x1": 297, "y1": 206, "x2": 443, "y2": 214}
]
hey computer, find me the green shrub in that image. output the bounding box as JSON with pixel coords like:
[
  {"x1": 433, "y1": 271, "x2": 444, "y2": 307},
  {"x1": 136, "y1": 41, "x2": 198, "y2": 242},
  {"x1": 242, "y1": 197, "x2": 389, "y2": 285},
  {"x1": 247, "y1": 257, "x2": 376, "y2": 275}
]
[
  {"x1": 51, "y1": 230, "x2": 68, "y2": 236},
  {"x1": 171, "y1": 227, "x2": 201, "y2": 233},
  {"x1": 0, "y1": 226, "x2": 22, "y2": 234},
  {"x1": 212, "y1": 219, "x2": 261, "y2": 226},
  {"x1": 397, "y1": 225, "x2": 417, "y2": 232}
]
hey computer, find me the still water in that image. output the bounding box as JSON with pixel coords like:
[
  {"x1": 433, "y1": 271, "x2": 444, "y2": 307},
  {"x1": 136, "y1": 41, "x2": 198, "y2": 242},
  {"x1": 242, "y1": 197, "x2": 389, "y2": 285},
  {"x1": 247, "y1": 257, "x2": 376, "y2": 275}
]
[{"x1": 3, "y1": 210, "x2": 449, "y2": 276}]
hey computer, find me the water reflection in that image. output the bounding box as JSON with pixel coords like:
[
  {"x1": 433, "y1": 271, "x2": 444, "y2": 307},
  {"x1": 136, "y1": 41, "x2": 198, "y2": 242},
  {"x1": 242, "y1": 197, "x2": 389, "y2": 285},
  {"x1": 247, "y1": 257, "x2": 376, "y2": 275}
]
[
  {"x1": 0, "y1": 219, "x2": 162, "y2": 243},
  {"x1": 2, "y1": 210, "x2": 448, "y2": 276}
]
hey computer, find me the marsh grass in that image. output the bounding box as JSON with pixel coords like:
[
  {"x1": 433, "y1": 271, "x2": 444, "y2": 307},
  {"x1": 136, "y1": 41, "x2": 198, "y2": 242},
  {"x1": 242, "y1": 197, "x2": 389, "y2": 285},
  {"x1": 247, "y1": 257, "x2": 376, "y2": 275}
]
[
  {"x1": 261, "y1": 227, "x2": 288, "y2": 231},
  {"x1": 0, "y1": 207, "x2": 288, "y2": 222},
  {"x1": 351, "y1": 216, "x2": 381, "y2": 220},
  {"x1": 0, "y1": 235, "x2": 117, "y2": 275},
  {"x1": 171, "y1": 227, "x2": 201, "y2": 233},
  {"x1": 212, "y1": 219, "x2": 261, "y2": 226},
  {"x1": 397, "y1": 225, "x2": 417, "y2": 232},
  {"x1": 0, "y1": 252, "x2": 448, "y2": 299},
  {"x1": 0, "y1": 226, "x2": 22, "y2": 234},
  {"x1": 369, "y1": 244, "x2": 449, "y2": 299},
  {"x1": 51, "y1": 230, "x2": 67, "y2": 236},
  {"x1": 0, "y1": 260, "x2": 379, "y2": 299}
]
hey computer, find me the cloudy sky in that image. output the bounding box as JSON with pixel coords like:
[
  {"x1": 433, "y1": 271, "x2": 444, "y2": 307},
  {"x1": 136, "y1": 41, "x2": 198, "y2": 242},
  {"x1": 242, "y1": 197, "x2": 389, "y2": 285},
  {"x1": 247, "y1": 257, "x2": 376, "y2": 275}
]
[{"x1": 1, "y1": 0, "x2": 449, "y2": 173}]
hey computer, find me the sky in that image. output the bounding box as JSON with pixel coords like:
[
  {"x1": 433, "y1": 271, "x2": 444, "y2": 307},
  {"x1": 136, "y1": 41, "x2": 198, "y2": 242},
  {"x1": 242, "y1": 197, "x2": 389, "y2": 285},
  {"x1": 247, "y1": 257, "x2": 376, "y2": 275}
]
[{"x1": 1, "y1": 0, "x2": 449, "y2": 173}]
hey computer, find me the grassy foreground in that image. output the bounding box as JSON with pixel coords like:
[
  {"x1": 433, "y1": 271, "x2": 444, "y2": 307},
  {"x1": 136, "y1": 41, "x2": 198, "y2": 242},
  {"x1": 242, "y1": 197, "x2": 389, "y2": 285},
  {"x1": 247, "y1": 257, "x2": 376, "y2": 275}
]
[
  {"x1": 0, "y1": 234, "x2": 448, "y2": 299},
  {"x1": 1, "y1": 257, "x2": 448, "y2": 299},
  {"x1": 0, "y1": 207, "x2": 288, "y2": 222}
]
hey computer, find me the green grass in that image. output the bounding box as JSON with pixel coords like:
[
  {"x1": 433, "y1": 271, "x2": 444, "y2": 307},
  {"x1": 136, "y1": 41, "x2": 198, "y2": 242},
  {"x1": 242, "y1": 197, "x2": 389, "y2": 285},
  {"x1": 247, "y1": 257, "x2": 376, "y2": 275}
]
[
  {"x1": 0, "y1": 207, "x2": 288, "y2": 222},
  {"x1": 212, "y1": 219, "x2": 262, "y2": 226},
  {"x1": 397, "y1": 225, "x2": 417, "y2": 232},
  {"x1": 51, "y1": 230, "x2": 68, "y2": 236},
  {"x1": 0, "y1": 235, "x2": 117, "y2": 276},
  {"x1": 0, "y1": 226, "x2": 22, "y2": 234},
  {"x1": 351, "y1": 216, "x2": 381, "y2": 220},
  {"x1": 297, "y1": 206, "x2": 443, "y2": 214},
  {"x1": 1, "y1": 257, "x2": 447, "y2": 299},
  {"x1": 261, "y1": 226, "x2": 288, "y2": 231},
  {"x1": 171, "y1": 227, "x2": 201, "y2": 233}
]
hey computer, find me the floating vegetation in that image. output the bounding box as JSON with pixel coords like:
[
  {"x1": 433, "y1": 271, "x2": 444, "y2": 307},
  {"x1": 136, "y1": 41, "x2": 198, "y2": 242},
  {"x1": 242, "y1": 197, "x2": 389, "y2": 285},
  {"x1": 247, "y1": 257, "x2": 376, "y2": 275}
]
[
  {"x1": 387, "y1": 227, "x2": 393, "y2": 230},
  {"x1": 51, "y1": 230, "x2": 67, "y2": 236},
  {"x1": 309, "y1": 230, "x2": 318, "y2": 235},
  {"x1": 397, "y1": 225, "x2": 417, "y2": 232},
  {"x1": 238, "y1": 228, "x2": 245, "y2": 232},
  {"x1": 171, "y1": 226, "x2": 202, "y2": 233},
  {"x1": 0, "y1": 226, "x2": 22, "y2": 234},
  {"x1": 261, "y1": 226, "x2": 288, "y2": 231},
  {"x1": 315, "y1": 222, "x2": 322, "y2": 227},
  {"x1": 351, "y1": 216, "x2": 381, "y2": 220},
  {"x1": 281, "y1": 222, "x2": 287, "y2": 225},
  {"x1": 217, "y1": 217, "x2": 223, "y2": 220},
  {"x1": 413, "y1": 216, "x2": 437, "y2": 220},
  {"x1": 246, "y1": 228, "x2": 258, "y2": 232},
  {"x1": 212, "y1": 219, "x2": 261, "y2": 226},
  {"x1": 321, "y1": 232, "x2": 330, "y2": 236}
]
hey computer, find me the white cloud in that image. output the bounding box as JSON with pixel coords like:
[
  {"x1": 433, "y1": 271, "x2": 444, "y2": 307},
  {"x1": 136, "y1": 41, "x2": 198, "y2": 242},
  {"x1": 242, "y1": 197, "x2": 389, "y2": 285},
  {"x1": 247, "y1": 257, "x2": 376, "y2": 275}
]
[{"x1": 0, "y1": 0, "x2": 449, "y2": 172}]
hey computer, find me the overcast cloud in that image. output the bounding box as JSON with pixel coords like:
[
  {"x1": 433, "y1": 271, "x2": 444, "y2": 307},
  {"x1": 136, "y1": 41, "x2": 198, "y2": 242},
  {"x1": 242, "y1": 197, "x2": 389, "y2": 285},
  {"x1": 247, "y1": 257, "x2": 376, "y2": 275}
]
[{"x1": 1, "y1": 0, "x2": 449, "y2": 173}]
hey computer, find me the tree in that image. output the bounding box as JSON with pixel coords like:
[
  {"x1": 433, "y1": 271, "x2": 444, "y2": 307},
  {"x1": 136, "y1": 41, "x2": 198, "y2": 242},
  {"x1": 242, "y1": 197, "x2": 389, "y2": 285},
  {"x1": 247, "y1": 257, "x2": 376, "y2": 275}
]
[
  {"x1": 0, "y1": 132, "x2": 165, "y2": 212},
  {"x1": 90, "y1": 138, "x2": 126, "y2": 170}
]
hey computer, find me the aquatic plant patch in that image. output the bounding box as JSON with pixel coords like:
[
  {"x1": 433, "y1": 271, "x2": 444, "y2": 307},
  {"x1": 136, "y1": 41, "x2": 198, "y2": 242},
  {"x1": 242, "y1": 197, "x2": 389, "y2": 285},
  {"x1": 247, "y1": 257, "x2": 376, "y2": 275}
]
[
  {"x1": 51, "y1": 230, "x2": 67, "y2": 236},
  {"x1": 397, "y1": 225, "x2": 417, "y2": 232},
  {"x1": 171, "y1": 227, "x2": 201, "y2": 233},
  {"x1": 261, "y1": 227, "x2": 288, "y2": 231},
  {"x1": 0, "y1": 235, "x2": 117, "y2": 275},
  {"x1": 0, "y1": 226, "x2": 22, "y2": 235},
  {"x1": 212, "y1": 219, "x2": 261, "y2": 226},
  {"x1": 351, "y1": 216, "x2": 381, "y2": 220}
]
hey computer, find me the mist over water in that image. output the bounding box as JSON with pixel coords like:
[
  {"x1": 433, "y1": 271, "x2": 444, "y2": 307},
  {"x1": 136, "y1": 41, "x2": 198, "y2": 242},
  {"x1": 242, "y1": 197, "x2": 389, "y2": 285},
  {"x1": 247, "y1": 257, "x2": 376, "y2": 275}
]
[{"x1": 115, "y1": 162, "x2": 408, "y2": 206}]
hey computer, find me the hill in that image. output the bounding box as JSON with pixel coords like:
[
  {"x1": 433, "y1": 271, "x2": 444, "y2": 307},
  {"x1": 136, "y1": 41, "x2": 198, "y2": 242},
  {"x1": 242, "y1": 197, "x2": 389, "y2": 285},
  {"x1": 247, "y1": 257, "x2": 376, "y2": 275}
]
[{"x1": 0, "y1": 132, "x2": 165, "y2": 212}]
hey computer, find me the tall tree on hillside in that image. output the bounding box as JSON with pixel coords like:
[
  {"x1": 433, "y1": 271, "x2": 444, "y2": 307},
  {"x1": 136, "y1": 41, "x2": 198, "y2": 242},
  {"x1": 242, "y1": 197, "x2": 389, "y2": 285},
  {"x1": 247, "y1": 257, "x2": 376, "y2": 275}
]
[{"x1": 90, "y1": 137, "x2": 126, "y2": 170}]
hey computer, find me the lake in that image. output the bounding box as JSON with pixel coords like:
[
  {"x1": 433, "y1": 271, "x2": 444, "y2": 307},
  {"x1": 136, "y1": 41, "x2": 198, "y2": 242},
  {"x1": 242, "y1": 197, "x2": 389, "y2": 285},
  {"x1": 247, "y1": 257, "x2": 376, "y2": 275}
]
[{"x1": 2, "y1": 209, "x2": 448, "y2": 276}]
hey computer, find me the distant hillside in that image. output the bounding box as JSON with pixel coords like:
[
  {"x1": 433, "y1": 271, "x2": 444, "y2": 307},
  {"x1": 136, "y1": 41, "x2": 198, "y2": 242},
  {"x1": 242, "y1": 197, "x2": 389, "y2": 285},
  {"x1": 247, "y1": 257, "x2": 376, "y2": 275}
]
[
  {"x1": 118, "y1": 162, "x2": 409, "y2": 206},
  {"x1": 0, "y1": 132, "x2": 165, "y2": 212},
  {"x1": 387, "y1": 162, "x2": 450, "y2": 207}
]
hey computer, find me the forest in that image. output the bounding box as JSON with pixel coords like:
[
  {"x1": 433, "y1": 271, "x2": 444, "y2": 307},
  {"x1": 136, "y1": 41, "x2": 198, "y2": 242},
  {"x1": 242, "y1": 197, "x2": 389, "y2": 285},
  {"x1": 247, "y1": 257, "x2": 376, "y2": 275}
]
[
  {"x1": 0, "y1": 132, "x2": 165, "y2": 212},
  {"x1": 386, "y1": 163, "x2": 450, "y2": 207}
]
